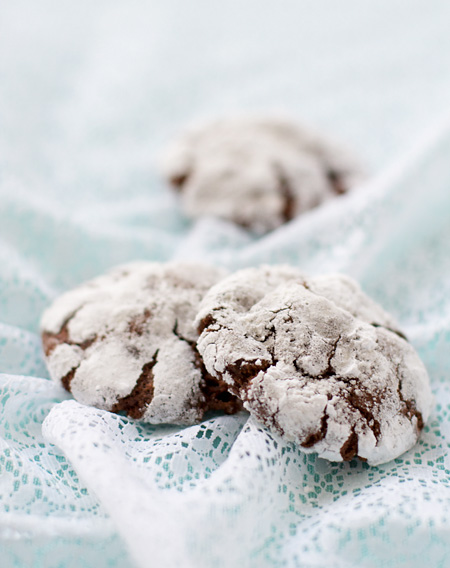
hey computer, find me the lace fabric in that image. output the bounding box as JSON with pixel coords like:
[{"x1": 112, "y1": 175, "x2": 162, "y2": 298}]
[
  {"x1": 2, "y1": 2, "x2": 450, "y2": 566},
  {"x1": 0, "y1": 120, "x2": 449, "y2": 567}
]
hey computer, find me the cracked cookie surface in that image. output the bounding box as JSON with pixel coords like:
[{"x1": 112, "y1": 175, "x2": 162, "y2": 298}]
[
  {"x1": 41, "y1": 261, "x2": 241, "y2": 424},
  {"x1": 161, "y1": 116, "x2": 365, "y2": 233},
  {"x1": 196, "y1": 266, "x2": 433, "y2": 465}
]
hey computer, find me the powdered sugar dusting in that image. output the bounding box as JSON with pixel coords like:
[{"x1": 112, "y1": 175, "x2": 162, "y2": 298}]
[
  {"x1": 161, "y1": 115, "x2": 365, "y2": 233},
  {"x1": 196, "y1": 266, "x2": 433, "y2": 465},
  {"x1": 41, "y1": 261, "x2": 227, "y2": 424}
]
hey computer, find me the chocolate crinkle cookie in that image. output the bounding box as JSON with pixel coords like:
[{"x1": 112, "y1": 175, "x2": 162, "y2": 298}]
[
  {"x1": 41, "y1": 262, "x2": 242, "y2": 425},
  {"x1": 196, "y1": 266, "x2": 433, "y2": 465},
  {"x1": 161, "y1": 116, "x2": 365, "y2": 233}
]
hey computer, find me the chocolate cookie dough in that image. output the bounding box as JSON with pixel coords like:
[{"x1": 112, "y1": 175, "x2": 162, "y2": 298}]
[
  {"x1": 161, "y1": 116, "x2": 365, "y2": 233},
  {"x1": 195, "y1": 266, "x2": 433, "y2": 465},
  {"x1": 41, "y1": 262, "x2": 241, "y2": 424}
]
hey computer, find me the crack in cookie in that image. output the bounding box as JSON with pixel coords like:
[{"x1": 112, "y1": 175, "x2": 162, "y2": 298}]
[
  {"x1": 127, "y1": 309, "x2": 152, "y2": 336},
  {"x1": 173, "y1": 320, "x2": 242, "y2": 414},
  {"x1": 327, "y1": 170, "x2": 348, "y2": 195},
  {"x1": 274, "y1": 164, "x2": 296, "y2": 223},
  {"x1": 302, "y1": 411, "x2": 329, "y2": 449},
  {"x1": 61, "y1": 366, "x2": 79, "y2": 392},
  {"x1": 42, "y1": 318, "x2": 97, "y2": 357},
  {"x1": 340, "y1": 428, "x2": 359, "y2": 461},
  {"x1": 225, "y1": 358, "x2": 272, "y2": 395},
  {"x1": 396, "y1": 370, "x2": 424, "y2": 431},
  {"x1": 371, "y1": 322, "x2": 408, "y2": 342},
  {"x1": 112, "y1": 350, "x2": 159, "y2": 419}
]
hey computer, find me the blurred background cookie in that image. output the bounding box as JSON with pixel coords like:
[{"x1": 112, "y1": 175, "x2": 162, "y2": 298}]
[
  {"x1": 161, "y1": 115, "x2": 365, "y2": 233},
  {"x1": 41, "y1": 261, "x2": 242, "y2": 424}
]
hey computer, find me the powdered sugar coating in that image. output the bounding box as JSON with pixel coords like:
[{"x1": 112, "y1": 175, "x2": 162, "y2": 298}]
[
  {"x1": 40, "y1": 261, "x2": 240, "y2": 424},
  {"x1": 196, "y1": 266, "x2": 433, "y2": 465},
  {"x1": 161, "y1": 116, "x2": 365, "y2": 233}
]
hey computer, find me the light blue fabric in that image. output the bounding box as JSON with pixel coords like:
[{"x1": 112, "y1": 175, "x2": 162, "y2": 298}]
[{"x1": 1, "y1": 1, "x2": 450, "y2": 566}]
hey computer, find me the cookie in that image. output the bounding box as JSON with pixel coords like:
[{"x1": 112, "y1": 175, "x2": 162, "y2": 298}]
[
  {"x1": 41, "y1": 261, "x2": 242, "y2": 425},
  {"x1": 196, "y1": 266, "x2": 433, "y2": 465},
  {"x1": 161, "y1": 116, "x2": 365, "y2": 233}
]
